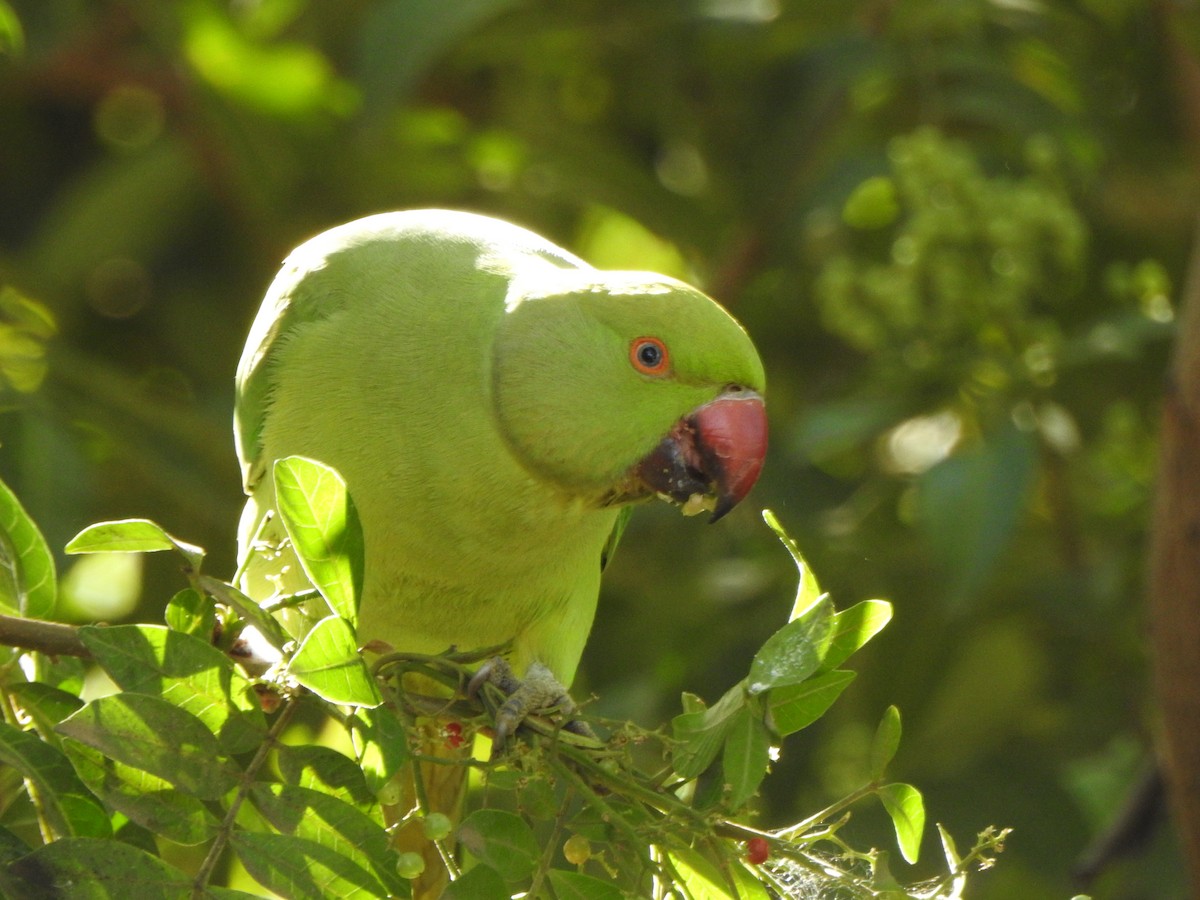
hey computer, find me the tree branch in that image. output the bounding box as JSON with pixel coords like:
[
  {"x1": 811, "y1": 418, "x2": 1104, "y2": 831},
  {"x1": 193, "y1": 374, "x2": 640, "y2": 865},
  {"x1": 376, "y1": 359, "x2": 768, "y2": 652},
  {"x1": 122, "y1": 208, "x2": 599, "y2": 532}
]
[{"x1": 0, "y1": 614, "x2": 91, "y2": 659}]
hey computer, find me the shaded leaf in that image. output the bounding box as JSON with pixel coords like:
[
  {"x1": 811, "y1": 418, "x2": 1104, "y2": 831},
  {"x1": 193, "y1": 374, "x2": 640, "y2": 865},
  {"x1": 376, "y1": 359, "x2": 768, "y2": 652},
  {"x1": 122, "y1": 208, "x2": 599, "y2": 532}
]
[
  {"x1": 915, "y1": 423, "x2": 1037, "y2": 603},
  {"x1": 56, "y1": 693, "x2": 237, "y2": 800},
  {"x1": 441, "y1": 862, "x2": 508, "y2": 898},
  {"x1": 8, "y1": 681, "x2": 83, "y2": 735},
  {"x1": 722, "y1": 702, "x2": 772, "y2": 808},
  {"x1": 546, "y1": 868, "x2": 626, "y2": 900},
  {"x1": 273, "y1": 456, "x2": 364, "y2": 624},
  {"x1": 766, "y1": 669, "x2": 857, "y2": 736},
  {"x1": 64, "y1": 739, "x2": 218, "y2": 845},
  {"x1": 79, "y1": 624, "x2": 265, "y2": 754},
  {"x1": 276, "y1": 744, "x2": 375, "y2": 808},
  {"x1": 0, "y1": 474, "x2": 55, "y2": 618},
  {"x1": 2, "y1": 837, "x2": 198, "y2": 899},
  {"x1": 287, "y1": 615, "x2": 381, "y2": 707},
  {"x1": 250, "y1": 782, "x2": 404, "y2": 896},
  {"x1": 232, "y1": 830, "x2": 387, "y2": 900},
  {"x1": 0, "y1": 721, "x2": 110, "y2": 839},
  {"x1": 457, "y1": 808, "x2": 539, "y2": 882},
  {"x1": 672, "y1": 681, "x2": 746, "y2": 778},
  {"x1": 747, "y1": 597, "x2": 833, "y2": 695}
]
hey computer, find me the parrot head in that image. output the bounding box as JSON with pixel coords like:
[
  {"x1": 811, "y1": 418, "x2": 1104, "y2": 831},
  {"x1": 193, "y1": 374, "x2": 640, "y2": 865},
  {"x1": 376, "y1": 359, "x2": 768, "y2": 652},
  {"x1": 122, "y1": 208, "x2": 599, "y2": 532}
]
[{"x1": 493, "y1": 268, "x2": 767, "y2": 520}]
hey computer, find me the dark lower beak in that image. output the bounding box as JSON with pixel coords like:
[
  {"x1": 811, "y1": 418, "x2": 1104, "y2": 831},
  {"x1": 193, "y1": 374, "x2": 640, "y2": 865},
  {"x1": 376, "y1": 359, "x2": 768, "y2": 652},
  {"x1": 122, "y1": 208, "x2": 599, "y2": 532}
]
[{"x1": 633, "y1": 389, "x2": 767, "y2": 522}]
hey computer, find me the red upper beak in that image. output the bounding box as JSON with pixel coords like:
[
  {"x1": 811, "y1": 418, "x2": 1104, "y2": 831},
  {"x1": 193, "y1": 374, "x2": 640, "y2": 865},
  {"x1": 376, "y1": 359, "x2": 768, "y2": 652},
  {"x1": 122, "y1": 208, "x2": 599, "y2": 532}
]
[{"x1": 633, "y1": 389, "x2": 767, "y2": 522}]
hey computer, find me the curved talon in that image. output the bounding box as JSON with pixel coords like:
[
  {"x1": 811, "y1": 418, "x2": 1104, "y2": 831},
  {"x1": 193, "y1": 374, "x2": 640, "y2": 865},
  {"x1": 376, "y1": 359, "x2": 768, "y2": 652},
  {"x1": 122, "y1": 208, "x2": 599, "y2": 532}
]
[{"x1": 468, "y1": 658, "x2": 593, "y2": 755}]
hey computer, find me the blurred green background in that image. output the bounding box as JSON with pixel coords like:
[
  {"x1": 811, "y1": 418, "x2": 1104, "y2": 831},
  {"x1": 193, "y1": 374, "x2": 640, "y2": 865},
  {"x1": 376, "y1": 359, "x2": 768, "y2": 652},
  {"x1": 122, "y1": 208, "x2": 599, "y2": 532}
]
[{"x1": 1, "y1": 1, "x2": 1195, "y2": 896}]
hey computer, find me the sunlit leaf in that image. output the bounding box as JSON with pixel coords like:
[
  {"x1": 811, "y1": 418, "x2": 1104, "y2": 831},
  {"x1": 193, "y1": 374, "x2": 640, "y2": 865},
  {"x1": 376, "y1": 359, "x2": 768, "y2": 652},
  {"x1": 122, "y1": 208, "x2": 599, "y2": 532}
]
[
  {"x1": 350, "y1": 705, "x2": 410, "y2": 795},
  {"x1": 766, "y1": 669, "x2": 856, "y2": 736},
  {"x1": 276, "y1": 744, "x2": 375, "y2": 808},
  {"x1": 441, "y1": 862, "x2": 507, "y2": 898},
  {"x1": 762, "y1": 509, "x2": 822, "y2": 620},
  {"x1": 287, "y1": 615, "x2": 381, "y2": 708},
  {"x1": 869, "y1": 705, "x2": 902, "y2": 780},
  {"x1": 65, "y1": 518, "x2": 205, "y2": 574},
  {"x1": 273, "y1": 456, "x2": 364, "y2": 624},
  {"x1": 0, "y1": 475, "x2": 55, "y2": 618},
  {"x1": 164, "y1": 587, "x2": 217, "y2": 638},
  {"x1": 878, "y1": 782, "x2": 925, "y2": 864},
  {"x1": 820, "y1": 599, "x2": 893, "y2": 672}
]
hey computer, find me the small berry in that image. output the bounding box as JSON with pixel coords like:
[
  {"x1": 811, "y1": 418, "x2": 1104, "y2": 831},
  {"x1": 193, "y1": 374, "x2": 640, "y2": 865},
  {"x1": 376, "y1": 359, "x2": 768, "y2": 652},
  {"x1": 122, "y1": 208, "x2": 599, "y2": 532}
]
[
  {"x1": 395, "y1": 852, "x2": 426, "y2": 879},
  {"x1": 443, "y1": 721, "x2": 464, "y2": 749},
  {"x1": 376, "y1": 780, "x2": 402, "y2": 807},
  {"x1": 423, "y1": 812, "x2": 453, "y2": 841},
  {"x1": 563, "y1": 834, "x2": 591, "y2": 865},
  {"x1": 746, "y1": 836, "x2": 770, "y2": 865}
]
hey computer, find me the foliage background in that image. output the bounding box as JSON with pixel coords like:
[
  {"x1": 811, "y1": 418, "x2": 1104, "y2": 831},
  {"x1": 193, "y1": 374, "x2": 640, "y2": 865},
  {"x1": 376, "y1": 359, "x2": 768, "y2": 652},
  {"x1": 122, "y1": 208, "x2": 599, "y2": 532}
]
[{"x1": 1, "y1": 0, "x2": 1196, "y2": 896}]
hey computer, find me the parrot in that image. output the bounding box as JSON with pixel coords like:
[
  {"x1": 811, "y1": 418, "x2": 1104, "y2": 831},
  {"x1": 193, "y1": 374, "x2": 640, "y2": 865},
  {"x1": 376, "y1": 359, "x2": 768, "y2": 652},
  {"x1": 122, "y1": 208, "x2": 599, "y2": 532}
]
[{"x1": 233, "y1": 209, "x2": 767, "y2": 896}]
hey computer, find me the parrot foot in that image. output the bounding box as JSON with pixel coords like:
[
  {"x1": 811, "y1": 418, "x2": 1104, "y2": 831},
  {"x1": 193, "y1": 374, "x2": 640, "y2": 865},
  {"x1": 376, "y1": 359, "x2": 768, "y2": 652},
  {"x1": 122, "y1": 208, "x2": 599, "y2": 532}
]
[{"x1": 468, "y1": 658, "x2": 595, "y2": 755}]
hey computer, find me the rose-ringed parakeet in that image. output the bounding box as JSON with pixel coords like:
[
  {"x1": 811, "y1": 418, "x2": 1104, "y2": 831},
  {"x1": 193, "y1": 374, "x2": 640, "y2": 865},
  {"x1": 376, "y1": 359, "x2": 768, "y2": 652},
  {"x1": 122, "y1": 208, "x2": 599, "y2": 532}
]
[{"x1": 234, "y1": 209, "x2": 766, "y2": 894}]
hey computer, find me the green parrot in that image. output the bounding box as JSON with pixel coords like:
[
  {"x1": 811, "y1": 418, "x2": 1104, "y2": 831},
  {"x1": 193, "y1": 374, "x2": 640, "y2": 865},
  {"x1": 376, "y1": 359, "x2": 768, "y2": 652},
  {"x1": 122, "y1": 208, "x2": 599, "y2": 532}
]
[{"x1": 233, "y1": 209, "x2": 766, "y2": 894}]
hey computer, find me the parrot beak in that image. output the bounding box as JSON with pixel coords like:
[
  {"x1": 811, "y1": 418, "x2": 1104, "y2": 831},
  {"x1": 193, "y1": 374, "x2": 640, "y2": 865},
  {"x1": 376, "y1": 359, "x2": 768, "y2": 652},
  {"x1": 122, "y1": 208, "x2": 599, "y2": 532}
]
[{"x1": 632, "y1": 389, "x2": 767, "y2": 523}]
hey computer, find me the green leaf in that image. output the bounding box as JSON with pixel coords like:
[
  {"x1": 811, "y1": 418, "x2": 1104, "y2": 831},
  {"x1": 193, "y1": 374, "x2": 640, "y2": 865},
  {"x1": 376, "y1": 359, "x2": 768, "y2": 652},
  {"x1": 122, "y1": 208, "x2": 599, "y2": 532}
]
[
  {"x1": 747, "y1": 596, "x2": 833, "y2": 695},
  {"x1": 287, "y1": 615, "x2": 382, "y2": 707},
  {"x1": 457, "y1": 808, "x2": 540, "y2": 883},
  {"x1": 7, "y1": 681, "x2": 83, "y2": 735},
  {"x1": 276, "y1": 744, "x2": 375, "y2": 807},
  {"x1": 199, "y1": 575, "x2": 290, "y2": 652},
  {"x1": 914, "y1": 423, "x2": 1037, "y2": 604},
  {"x1": 164, "y1": 587, "x2": 217, "y2": 638},
  {"x1": 722, "y1": 702, "x2": 772, "y2": 809},
  {"x1": 869, "y1": 705, "x2": 902, "y2": 780},
  {"x1": 78, "y1": 624, "x2": 265, "y2": 754},
  {"x1": 671, "y1": 681, "x2": 747, "y2": 778},
  {"x1": 762, "y1": 509, "x2": 822, "y2": 620},
  {"x1": 441, "y1": 862, "x2": 508, "y2": 898},
  {"x1": 668, "y1": 846, "x2": 740, "y2": 899},
  {"x1": 64, "y1": 739, "x2": 218, "y2": 845},
  {"x1": 878, "y1": 782, "x2": 925, "y2": 864},
  {"x1": 546, "y1": 869, "x2": 626, "y2": 900},
  {"x1": 273, "y1": 456, "x2": 364, "y2": 623},
  {"x1": 0, "y1": 474, "x2": 55, "y2": 618},
  {"x1": 232, "y1": 831, "x2": 387, "y2": 900},
  {"x1": 1, "y1": 837, "x2": 197, "y2": 899},
  {"x1": 0, "y1": 1, "x2": 26, "y2": 59},
  {"x1": 250, "y1": 783, "x2": 402, "y2": 896},
  {"x1": 65, "y1": 518, "x2": 205, "y2": 574},
  {"x1": 350, "y1": 705, "x2": 410, "y2": 795},
  {"x1": 766, "y1": 669, "x2": 856, "y2": 736},
  {"x1": 820, "y1": 599, "x2": 893, "y2": 672},
  {"x1": 0, "y1": 721, "x2": 110, "y2": 839},
  {"x1": 56, "y1": 693, "x2": 238, "y2": 800}
]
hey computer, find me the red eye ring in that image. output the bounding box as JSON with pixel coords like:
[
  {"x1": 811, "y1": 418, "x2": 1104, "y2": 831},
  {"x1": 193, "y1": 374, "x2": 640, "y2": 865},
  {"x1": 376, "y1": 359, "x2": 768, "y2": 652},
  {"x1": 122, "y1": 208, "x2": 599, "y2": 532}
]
[{"x1": 630, "y1": 337, "x2": 670, "y2": 375}]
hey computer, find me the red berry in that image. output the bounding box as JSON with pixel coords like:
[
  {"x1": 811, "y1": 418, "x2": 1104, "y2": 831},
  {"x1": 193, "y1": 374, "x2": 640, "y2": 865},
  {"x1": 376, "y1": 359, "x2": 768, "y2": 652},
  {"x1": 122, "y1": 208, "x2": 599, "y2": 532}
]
[
  {"x1": 444, "y1": 721, "x2": 464, "y2": 749},
  {"x1": 746, "y1": 836, "x2": 770, "y2": 865}
]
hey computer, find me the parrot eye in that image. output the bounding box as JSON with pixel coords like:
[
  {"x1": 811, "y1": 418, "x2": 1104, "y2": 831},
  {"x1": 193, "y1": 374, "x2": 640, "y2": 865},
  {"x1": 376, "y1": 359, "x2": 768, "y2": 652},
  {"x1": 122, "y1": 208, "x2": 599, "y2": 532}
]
[{"x1": 630, "y1": 337, "x2": 670, "y2": 375}]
